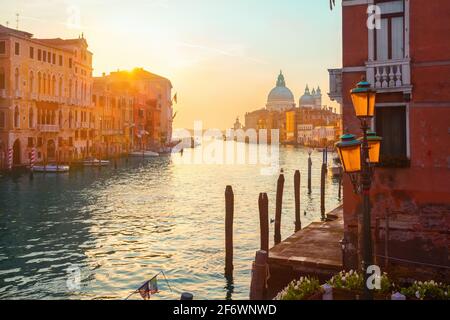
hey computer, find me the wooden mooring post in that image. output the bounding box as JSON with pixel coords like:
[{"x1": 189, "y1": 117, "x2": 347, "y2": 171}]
[
  {"x1": 307, "y1": 152, "x2": 312, "y2": 194},
  {"x1": 320, "y1": 163, "x2": 326, "y2": 221},
  {"x1": 274, "y1": 171, "x2": 285, "y2": 245},
  {"x1": 225, "y1": 185, "x2": 234, "y2": 277},
  {"x1": 258, "y1": 193, "x2": 269, "y2": 253},
  {"x1": 294, "y1": 170, "x2": 301, "y2": 232},
  {"x1": 249, "y1": 250, "x2": 269, "y2": 300}
]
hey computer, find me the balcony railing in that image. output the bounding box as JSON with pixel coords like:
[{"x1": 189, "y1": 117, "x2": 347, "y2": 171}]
[
  {"x1": 328, "y1": 68, "x2": 343, "y2": 104},
  {"x1": 366, "y1": 59, "x2": 412, "y2": 92},
  {"x1": 37, "y1": 124, "x2": 60, "y2": 133}
]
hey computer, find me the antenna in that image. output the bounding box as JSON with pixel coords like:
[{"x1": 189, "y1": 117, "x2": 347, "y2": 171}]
[
  {"x1": 6, "y1": 21, "x2": 9, "y2": 28},
  {"x1": 16, "y1": 13, "x2": 19, "y2": 30}
]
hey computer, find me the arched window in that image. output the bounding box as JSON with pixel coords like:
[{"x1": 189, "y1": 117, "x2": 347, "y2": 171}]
[
  {"x1": 52, "y1": 75, "x2": 56, "y2": 96},
  {"x1": 29, "y1": 71, "x2": 34, "y2": 94},
  {"x1": 14, "y1": 106, "x2": 20, "y2": 128},
  {"x1": 59, "y1": 77, "x2": 63, "y2": 97},
  {"x1": 37, "y1": 109, "x2": 41, "y2": 125},
  {"x1": 75, "y1": 80, "x2": 78, "y2": 99},
  {"x1": 43, "y1": 74, "x2": 47, "y2": 94},
  {"x1": 47, "y1": 74, "x2": 51, "y2": 94},
  {"x1": 59, "y1": 110, "x2": 63, "y2": 127},
  {"x1": 37, "y1": 72, "x2": 41, "y2": 94},
  {"x1": 51, "y1": 110, "x2": 56, "y2": 125},
  {"x1": 0, "y1": 67, "x2": 5, "y2": 90},
  {"x1": 29, "y1": 107, "x2": 34, "y2": 128},
  {"x1": 69, "y1": 79, "x2": 72, "y2": 98},
  {"x1": 14, "y1": 68, "x2": 19, "y2": 91},
  {"x1": 69, "y1": 111, "x2": 73, "y2": 128}
]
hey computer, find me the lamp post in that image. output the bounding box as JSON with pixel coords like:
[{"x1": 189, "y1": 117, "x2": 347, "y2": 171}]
[{"x1": 335, "y1": 79, "x2": 382, "y2": 300}]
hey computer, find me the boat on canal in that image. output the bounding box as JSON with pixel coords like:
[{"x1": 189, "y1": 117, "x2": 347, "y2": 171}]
[
  {"x1": 81, "y1": 157, "x2": 110, "y2": 167},
  {"x1": 129, "y1": 150, "x2": 160, "y2": 158},
  {"x1": 32, "y1": 164, "x2": 70, "y2": 173}
]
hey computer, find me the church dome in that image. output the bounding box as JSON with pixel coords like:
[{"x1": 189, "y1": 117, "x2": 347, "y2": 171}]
[
  {"x1": 266, "y1": 71, "x2": 295, "y2": 111},
  {"x1": 299, "y1": 85, "x2": 315, "y2": 106}
]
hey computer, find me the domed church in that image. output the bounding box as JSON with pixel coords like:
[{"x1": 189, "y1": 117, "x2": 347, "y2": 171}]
[
  {"x1": 299, "y1": 85, "x2": 322, "y2": 109},
  {"x1": 266, "y1": 71, "x2": 296, "y2": 111}
]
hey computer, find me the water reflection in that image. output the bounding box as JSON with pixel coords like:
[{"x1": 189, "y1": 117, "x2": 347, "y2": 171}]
[{"x1": 0, "y1": 143, "x2": 341, "y2": 300}]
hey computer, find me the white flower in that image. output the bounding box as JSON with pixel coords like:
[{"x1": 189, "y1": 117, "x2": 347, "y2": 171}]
[{"x1": 415, "y1": 291, "x2": 420, "y2": 299}]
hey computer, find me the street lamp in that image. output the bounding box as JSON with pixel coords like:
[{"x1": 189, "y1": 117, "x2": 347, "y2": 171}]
[{"x1": 335, "y1": 78, "x2": 382, "y2": 300}]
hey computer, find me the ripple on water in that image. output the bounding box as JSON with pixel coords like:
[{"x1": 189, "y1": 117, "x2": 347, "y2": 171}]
[{"x1": 0, "y1": 145, "x2": 341, "y2": 299}]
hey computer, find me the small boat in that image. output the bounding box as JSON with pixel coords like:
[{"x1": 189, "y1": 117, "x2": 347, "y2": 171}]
[
  {"x1": 33, "y1": 164, "x2": 70, "y2": 173},
  {"x1": 331, "y1": 166, "x2": 343, "y2": 177},
  {"x1": 129, "y1": 150, "x2": 159, "y2": 158},
  {"x1": 331, "y1": 155, "x2": 342, "y2": 177},
  {"x1": 82, "y1": 158, "x2": 110, "y2": 167}
]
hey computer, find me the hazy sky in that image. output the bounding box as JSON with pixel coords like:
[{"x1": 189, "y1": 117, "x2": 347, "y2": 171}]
[{"x1": 1, "y1": 0, "x2": 342, "y2": 129}]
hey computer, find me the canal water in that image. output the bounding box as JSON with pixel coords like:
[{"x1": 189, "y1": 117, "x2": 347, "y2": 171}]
[{"x1": 0, "y1": 142, "x2": 342, "y2": 300}]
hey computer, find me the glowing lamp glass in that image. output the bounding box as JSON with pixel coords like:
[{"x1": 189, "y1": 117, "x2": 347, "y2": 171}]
[
  {"x1": 335, "y1": 134, "x2": 361, "y2": 173},
  {"x1": 350, "y1": 80, "x2": 376, "y2": 118}
]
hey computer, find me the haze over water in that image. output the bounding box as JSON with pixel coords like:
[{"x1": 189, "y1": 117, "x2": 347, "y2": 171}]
[{"x1": 0, "y1": 143, "x2": 341, "y2": 300}]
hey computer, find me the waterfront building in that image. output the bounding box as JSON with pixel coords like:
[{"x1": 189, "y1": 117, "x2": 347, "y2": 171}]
[
  {"x1": 329, "y1": 0, "x2": 450, "y2": 280},
  {"x1": 95, "y1": 69, "x2": 172, "y2": 151},
  {"x1": 92, "y1": 75, "x2": 134, "y2": 158},
  {"x1": 0, "y1": 23, "x2": 174, "y2": 169},
  {"x1": 0, "y1": 24, "x2": 93, "y2": 168},
  {"x1": 245, "y1": 71, "x2": 341, "y2": 146}
]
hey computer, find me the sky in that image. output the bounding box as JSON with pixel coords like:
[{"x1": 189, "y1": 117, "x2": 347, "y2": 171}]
[{"x1": 1, "y1": 0, "x2": 342, "y2": 129}]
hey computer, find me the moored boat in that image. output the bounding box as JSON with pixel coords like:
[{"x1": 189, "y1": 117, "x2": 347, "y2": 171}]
[
  {"x1": 129, "y1": 150, "x2": 159, "y2": 158},
  {"x1": 82, "y1": 158, "x2": 110, "y2": 167},
  {"x1": 32, "y1": 164, "x2": 70, "y2": 173}
]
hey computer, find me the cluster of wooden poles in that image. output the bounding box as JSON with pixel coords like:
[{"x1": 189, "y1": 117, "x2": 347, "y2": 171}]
[{"x1": 224, "y1": 151, "x2": 341, "y2": 299}]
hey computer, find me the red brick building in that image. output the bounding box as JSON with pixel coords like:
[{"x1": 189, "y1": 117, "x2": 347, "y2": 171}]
[{"x1": 329, "y1": 0, "x2": 450, "y2": 280}]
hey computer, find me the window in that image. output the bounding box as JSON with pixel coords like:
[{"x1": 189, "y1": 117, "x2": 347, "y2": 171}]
[
  {"x1": 29, "y1": 107, "x2": 34, "y2": 128},
  {"x1": 15, "y1": 42, "x2": 20, "y2": 55},
  {"x1": 59, "y1": 55, "x2": 63, "y2": 66},
  {"x1": 47, "y1": 51, "x2": 51, "y2": 63},
  {"x1": 29, "y1": 46, "x2": 34, "y2": 59},
  {"x1": 0, "y1": 111, "x2": 5, "y2": 128},
  {"x1": 69, "y1": 58, "x2": 72, "y2": 68},
  {"x1": 38, "y1": 49, "x2": 42, "y2": 61},
  {"x1": 0, "y1": 68, "x2": 5, "y2": 89},
  {"x1": 375, "y1": 106, "x2": 408, "y2": 165},
  {"x1": 14, "y1": 106, "x2": 20, "y2": 128},
  {"x1": 28, "y1": 137, "x2": 34, "y2": 147},
  {"x1": 43, "y1": 50, "x2": 47, "y2": 62},
  {"x1": 0, "y1": 41, "x2": 5, "y2": 54},
  {"x1": 37, "y1": 137, "x2": 43, "y2": 147},
  {"x1": 375, "y1": 0, "x2": 405, "y2": 60}
]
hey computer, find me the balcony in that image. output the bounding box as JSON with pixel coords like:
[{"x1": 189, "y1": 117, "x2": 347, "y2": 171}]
[
  {"x1": 328, "y1": 68, "x2": 343, "y2": 104},
  {"x1": 37, "y1": 124, "x2": 60, "y2": 133},
  {"x1": 366, "y1": 59, "x2": 412, "y2": 93}
]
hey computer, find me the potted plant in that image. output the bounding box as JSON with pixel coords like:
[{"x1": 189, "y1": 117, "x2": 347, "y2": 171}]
[
  {"x1": 274, "y1": 277, "x2": 324, "y2": 300},
  {"x1": 400, "y1": 281, "x2": 449, "y2": 300},
  {"x1": 326, "y1": 270, "x2": 392, "y2": 300}
]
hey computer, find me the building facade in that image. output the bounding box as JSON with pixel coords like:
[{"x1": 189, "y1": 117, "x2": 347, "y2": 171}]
[
  {"x1": 0, "y1": 23, "x2": 174, "y2": 169},
  {"x1": 330, "y1": 0, "x2": 450, "y2": 280},
  {"x1": 245, "y1": 71, "x2": 341, "y2": 146},
  {"x1": 0, "y1": 24, "x2": 93, "y2": 168}
]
